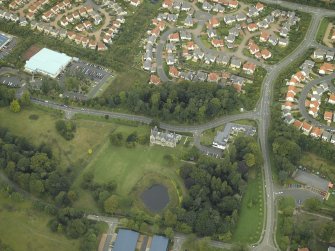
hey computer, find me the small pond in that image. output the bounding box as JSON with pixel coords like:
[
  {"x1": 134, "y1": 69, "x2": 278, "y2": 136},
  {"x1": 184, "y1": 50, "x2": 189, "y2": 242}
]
[{"x1": 141, "y1": 184, "x2": 170, "y2": 213}]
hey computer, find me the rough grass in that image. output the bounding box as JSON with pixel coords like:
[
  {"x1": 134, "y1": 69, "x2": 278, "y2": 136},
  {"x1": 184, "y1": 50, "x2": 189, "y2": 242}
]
[
  {"x1": 0, "y1": 106, "x2": 112, "y2": 169},
  {"x1": 0, "y1": 192, "x2": 80, "y2": 251},
  {"x1": 232, "y1": 169, "x2": 264, "y2": 243},
  {"x1": 299, "y1": 152, "x2": 335, "y2": 181}
]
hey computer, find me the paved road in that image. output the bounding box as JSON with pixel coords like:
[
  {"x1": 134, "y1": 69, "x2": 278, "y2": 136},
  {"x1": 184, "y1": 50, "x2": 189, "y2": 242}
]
[
  {"x1": 31, "y1": 98, "x2": 258, "y2": 133},
  {"x1": 298, "y1": 73, "x2": 335, "y2": 132}
]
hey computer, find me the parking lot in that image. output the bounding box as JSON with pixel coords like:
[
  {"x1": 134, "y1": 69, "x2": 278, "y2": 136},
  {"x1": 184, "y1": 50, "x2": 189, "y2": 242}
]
[
  {"x1": 0, "y1": 75, "x2": 21, "y2": 88},
  {"x1": 0, "y1": 37, "x2": 17, "y2": 59},
  {"x1": 66, "y1": 60, "x2": 112, "y2": 84}
]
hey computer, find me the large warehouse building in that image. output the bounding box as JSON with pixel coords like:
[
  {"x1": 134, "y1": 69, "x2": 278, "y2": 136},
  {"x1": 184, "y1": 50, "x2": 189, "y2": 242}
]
[{"x1": 24, "y1": 48, "x2": 72, "y2": 78}]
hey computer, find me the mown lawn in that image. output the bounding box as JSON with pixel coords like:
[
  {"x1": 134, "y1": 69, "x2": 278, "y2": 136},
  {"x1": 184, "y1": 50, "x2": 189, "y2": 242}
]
[
  {"x1": 232, "y1": 169, "x2": 264, "y2": 243},
  {"x1": 78, "y1": 139, "x2": 187, "y2": 198},
  {"x1": 0, "y1": 106, "x2": 112, "y2": 169},
  {"x1": 316, "y1": 17, "x2": 330, "y2": 43},
  {"x1": 0, "y1": 192, "x2": 80, "y2": 251}
]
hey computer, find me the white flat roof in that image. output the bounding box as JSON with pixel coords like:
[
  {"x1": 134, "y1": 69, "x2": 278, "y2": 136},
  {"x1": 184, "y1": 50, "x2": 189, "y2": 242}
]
[{"x1": 25, "y1": 48, "x2": 72, "y2": 78}]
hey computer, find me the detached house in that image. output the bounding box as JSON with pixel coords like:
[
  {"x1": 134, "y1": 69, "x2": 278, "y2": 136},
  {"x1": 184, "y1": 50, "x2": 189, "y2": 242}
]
[
  {"x1": 168, "y1": 32, "x2": 180, "y2": 42},
  {"x1": 301, "y1": 121, "x2": 313, "y2": 135},
  {"x1": 319, "y1": 63, "x2": 335, "y2": 75},
  {"x1": 169, "y1": 66, "x2": 179, "y2": 78},
  {"x1": 243, "y1": 62, "x2": 256, "y2": 74}
]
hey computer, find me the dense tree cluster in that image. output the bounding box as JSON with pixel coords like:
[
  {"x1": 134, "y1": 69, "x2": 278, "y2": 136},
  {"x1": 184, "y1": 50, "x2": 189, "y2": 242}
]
[
  {"x1": 277, "y1": 197, "x2": 335, "y2": 250},
  {"x1": 0, "y1": 86, "x2": 15, "y2": 107},
  {"x1": 55, "y1": 120, "x2": 76, "y2": 140},
  {"x1": 89, "y1": 82, "x2": 240, "y2": 123},
  {"x1": 109, "y1": 130, "x2": 149, "y2": 147},
  {"x1": 0, "y1": 127, "x2": 70, "y2": 198},
  {"x1": 81, "y1": 172, "x2": 118, "y2": 213},
  {"x1": 174, "y1": 136, "x2": 260, "y2": 238}
]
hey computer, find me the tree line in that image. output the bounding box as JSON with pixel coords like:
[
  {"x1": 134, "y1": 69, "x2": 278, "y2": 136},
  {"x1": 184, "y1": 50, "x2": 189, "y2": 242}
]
[{"x1": 84, "y1": 81, "x2": 241, "y2": 123}]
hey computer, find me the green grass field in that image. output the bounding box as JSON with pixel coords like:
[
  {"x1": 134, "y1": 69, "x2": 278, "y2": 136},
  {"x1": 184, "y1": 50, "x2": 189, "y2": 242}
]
[
  {"x1": 0, "y1": 106, "x2": 112, "y2": 169},
  {"x1": 0, "y1": 192, "x2": 80, "y2": 251},
  {"x1": 316, "y1": 18, "x2": 330, "y2": 43},
  {"x1": 77, "y1": 140, "x2": 187, "y2": 196},
  {"x1": 232, "y1": 169, "x2": 264, "y2": 243}
]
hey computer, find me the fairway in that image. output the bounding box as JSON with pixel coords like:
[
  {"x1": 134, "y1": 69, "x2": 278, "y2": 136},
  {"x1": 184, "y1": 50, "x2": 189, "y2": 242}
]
[
  {"x1": 0, "y1": 107, "x2": 112, "y2": 168},
  {"x1": 0, "y1": 193, "x2": 80, "y2": 251},
  {"x1": 81, "y1": 142, "x2": 186, "y2": 197},
  {"x1": 232, "y1": 169, "x2": 264, "y2": 243}
]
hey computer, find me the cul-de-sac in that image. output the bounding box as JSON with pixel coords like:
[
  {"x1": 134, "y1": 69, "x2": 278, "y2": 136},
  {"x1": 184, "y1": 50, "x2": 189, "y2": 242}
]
[{"x1": 0, "y1": 0, "x2": 335, "y2": 250}]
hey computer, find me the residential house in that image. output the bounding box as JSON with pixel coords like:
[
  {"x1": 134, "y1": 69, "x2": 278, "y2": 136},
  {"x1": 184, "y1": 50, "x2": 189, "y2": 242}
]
[
  {"x1": 293, "y1": 120, "x2": 303, "y2": 130},
  {"x1": 282, "y1": 101, "x2": 294, "y2": 110},
  {"x1": 313, "y1": 49, "x2": 326, "y2": 60},
  {"x1": 209, "y1": 17, "x2": 220, "y2": 28},
  {"x1": 213, "y1": 4, "x2": 225, "y2": 13},
  {"x1": 230, "y1": 57, "x2": 242, "y2": 68},
  {"x1": 216, "y1": 54, "x2": 230, "y2": 65},
  {"x1": 202, "y1": 1, "x2": 213, "y2": 11},
  {"x1": 319, "y1": 63, "x2": 335, "y2": 75},
  {"x1": 180, "y1": 30, "x2": 192, "y2": 40},
  {"x1": 247, "y1": 6, "x2": 259, "y2": 17},
  {"x1": 130, "y1": 0, "x2": 140, "y2": 7},
  {"x1": 224, "y1": 15, "x2": 236, "y2": 25},
  {"x1": 225, "y1": 34, "x2": 235, "y2": 43},
  {"x1": 236, "y1": 12, "x2": 246, "y2": 22},
  {"x1": 255, "y1": 2, "x2": 264, "y2": 11},
  {"x1": 260, "y1": 30, "x2": 270, "y2": 42},
  {"x1": 162, "y1": 0, "x2": 173, "y2": 8},
  {"x1": 208, "y1": 72, "x2": 220, "y2": 83},
  {"x1": 149, "y1": 75, "x2": 161, "y2": 85},
  {"x1": 247, "y1": 23, "x2": 258, "y2": 32},
  {"x1": 301, "y1": 121, "x2": 312, "y2": 135},
  {"x1": 324, "y1": 111, "x2": 333, "y2": 122},
  {"x1": 143, "y1": 59, "x2": 152, "y2": 71},
  {"x1": 242, "y1": 62, "x2": 256, "y2": 74},
  {"x1": 329, "y1": 93, "x2": 335, "y2": 104},
  {"x1": 228, "y1": 0, "x2": 238, "y2": 9},
  {"x1": 184, "y1": 15, "x2": 194, "y2": 27},
  {"x1": 204, "y1": 53, "x2": 216, "y2": 64},
  {"x1": 168, "y1": 32, "x2": 180, "y2": 42},
  {"x1": 268, "y1": 34, "x2": 278, "y2": 46},
  {"x1": 169, "y1": 66, "x2": 179, "y2": 78},
  {"x1": 166, "y1": 54, "x2": 176, "y2": 65},
  {"x1": 211, "y1": 39, "x2": 224, "y2": 48},
  {"x1": 326, "y1": 51, "x2": 335, "y2": 61},
  {"x1": 249, "y1": 43, "x2": 259, "y2": 55},
  {"x1": 207, "y1": 28, "x2": 217, "y2": 38},
  {"x1": 181, "y1": 2, "x2": 191, "y2": 11},
  {"x1": 261, "y1": 49, "x2": 271, "y2": 59},
  {"x1": 278, "y1": 37, "x2": 289, "y2": 46},
  {"x1": 310, "y1": 127, "x2": 322, "y2": 138},
  {"x1": 322, "y1": 131, "x2": 332, "y2": 142}
]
